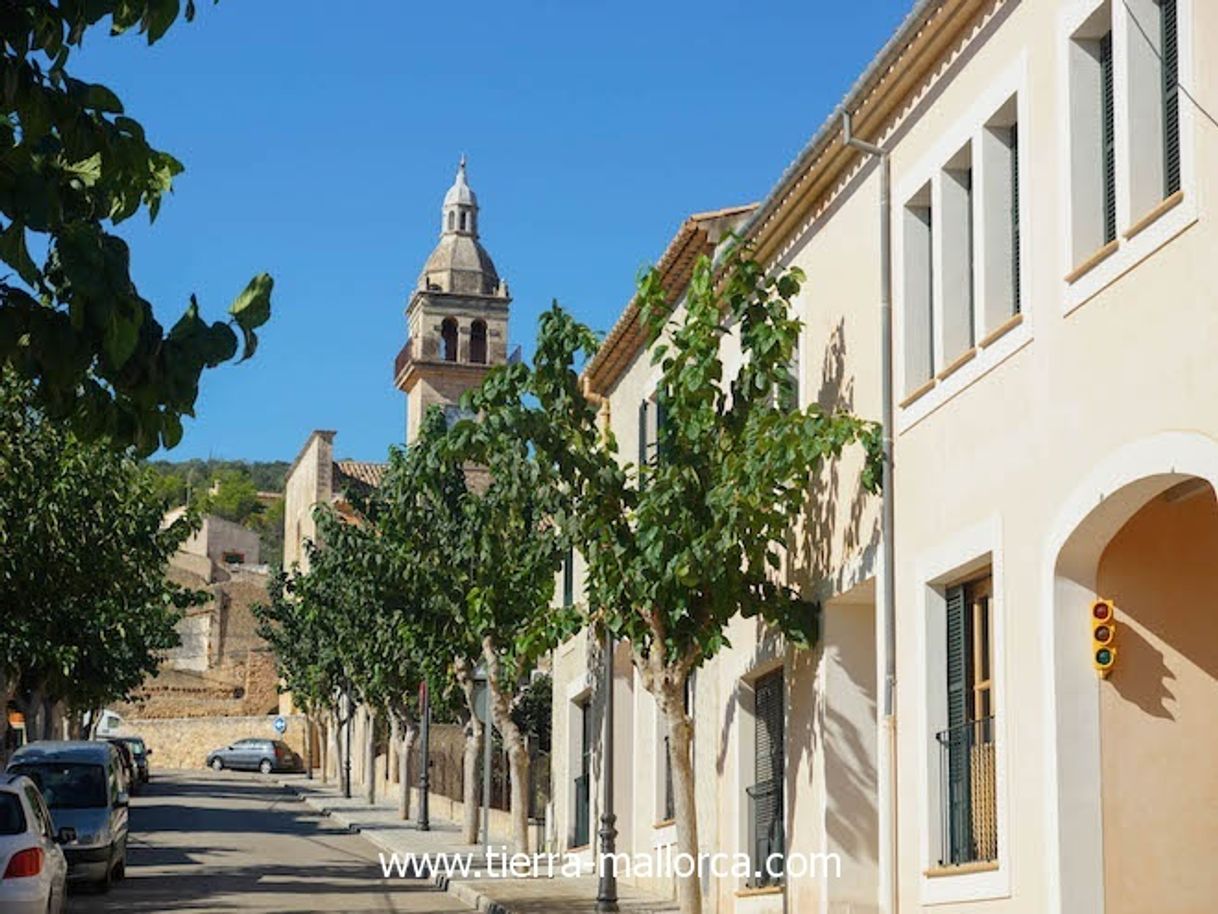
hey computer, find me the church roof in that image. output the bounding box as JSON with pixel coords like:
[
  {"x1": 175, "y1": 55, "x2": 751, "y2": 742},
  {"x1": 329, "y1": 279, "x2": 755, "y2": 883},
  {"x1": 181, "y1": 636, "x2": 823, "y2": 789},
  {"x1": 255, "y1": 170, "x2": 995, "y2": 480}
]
[{"x1": 417, "y1": 157, "x2": 503, "y2": 297}]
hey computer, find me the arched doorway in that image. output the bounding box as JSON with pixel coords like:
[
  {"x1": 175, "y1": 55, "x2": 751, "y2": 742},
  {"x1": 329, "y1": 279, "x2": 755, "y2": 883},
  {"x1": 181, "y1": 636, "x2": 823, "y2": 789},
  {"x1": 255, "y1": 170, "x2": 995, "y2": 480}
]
[
  {"x1": 1046, "y1": 433, "x2": 1218, "y2": 914},
  {"x1": 470, "y1": 320, "x2": 487, "y2": 364}
]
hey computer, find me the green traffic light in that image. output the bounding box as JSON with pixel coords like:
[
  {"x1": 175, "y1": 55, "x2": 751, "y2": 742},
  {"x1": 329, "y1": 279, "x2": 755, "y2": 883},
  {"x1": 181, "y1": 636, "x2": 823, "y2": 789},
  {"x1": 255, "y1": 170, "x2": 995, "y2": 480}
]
[{"x1": 1096, "y1": 648, "x2": 1113, "y2": 666}]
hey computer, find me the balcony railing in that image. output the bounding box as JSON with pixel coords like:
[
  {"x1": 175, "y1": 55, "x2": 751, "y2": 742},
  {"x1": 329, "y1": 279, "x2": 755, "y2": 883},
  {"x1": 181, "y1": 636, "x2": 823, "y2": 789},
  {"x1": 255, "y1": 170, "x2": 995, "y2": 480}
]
[
  {"x1": 572, "y1": 772, "x2": 591, "y2": 847},
  {"x1": 746, "y1": 778, "x2": 784, "y2": 887},
  {"x1": 393, "y1": 337, "x2": 417, "y2": 380},
  {"x1": 935, "y1": 717, "x2": 997, "y2": 867}
]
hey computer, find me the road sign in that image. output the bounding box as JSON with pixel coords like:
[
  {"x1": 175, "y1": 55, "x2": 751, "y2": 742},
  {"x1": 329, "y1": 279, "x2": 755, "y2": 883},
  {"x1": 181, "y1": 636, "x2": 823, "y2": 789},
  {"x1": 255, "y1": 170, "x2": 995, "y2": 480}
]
[{"x1": 273, "y1": 715, "x2": 287, "y2": 734}]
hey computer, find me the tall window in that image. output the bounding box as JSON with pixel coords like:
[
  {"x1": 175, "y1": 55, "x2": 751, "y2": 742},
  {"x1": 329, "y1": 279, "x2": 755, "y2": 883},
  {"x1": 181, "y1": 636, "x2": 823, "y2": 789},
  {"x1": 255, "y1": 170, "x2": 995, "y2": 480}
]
[
  {"x1": 470, "y1": 319, "x2": 488, "y2": 364},
  {"x1": 937, "y1": 574, "x2": 997, "y2": 867},
  {"x1": 562, "y1": 546, "x2": 574, "y2": 607},
  {"x1": 748, "y1": 670, "x2": 785, "y2": 886},
  {"x1": 441, "y1": 318, "x2": 458, "y2": 362},
  {"x1": 1068, "y1": 5, "x2": 1115, "y2": 262},
  {"x1": 902, "y1": 184, "x2": 934, "y2": 393},
  {"x1": 941, "y1": 143, "x2": 975, "y2": 363},
  {"x1": 573, "y1": 699, "x2": 592, "y2": 847}
]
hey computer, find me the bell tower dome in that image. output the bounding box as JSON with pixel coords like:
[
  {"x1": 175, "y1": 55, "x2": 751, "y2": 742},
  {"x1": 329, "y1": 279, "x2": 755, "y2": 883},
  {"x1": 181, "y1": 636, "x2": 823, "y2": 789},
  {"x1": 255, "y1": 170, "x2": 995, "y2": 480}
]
[{"x1": 393, "y1": 158, "x2": 512, "y2": 440}]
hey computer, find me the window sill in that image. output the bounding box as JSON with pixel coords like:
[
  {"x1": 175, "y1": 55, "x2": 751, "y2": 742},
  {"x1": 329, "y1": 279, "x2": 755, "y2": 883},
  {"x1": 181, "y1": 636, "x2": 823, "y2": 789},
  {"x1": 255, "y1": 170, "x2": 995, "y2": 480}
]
[
  {"x1": 652, "y1": 818, "x2": 676, "y2": 829},
  {"x1": 1064, "y1": 239, "x2": 1119, "y2": 285},
  {"x1": 976, "y1": 312, "x2": 1022, "y2": 349},
  {"x1": 568, "y1": 843, "x2": 591, "y2": 853},
  {"x1": 735, "y1": 885, "x2": 784, "y2": 898},
  {"x1": 900, "y1": 378, "x2": 937, "y2": 409},
  {"x1": 936, "y1": 348, "x2": 977, "y2": 382},
  {"x1": 925, "y1": 860, "x2": 999, "y2": 878},
  {"x1": 1124, "y1": 189, "x2": 1185, "y2": 242}
]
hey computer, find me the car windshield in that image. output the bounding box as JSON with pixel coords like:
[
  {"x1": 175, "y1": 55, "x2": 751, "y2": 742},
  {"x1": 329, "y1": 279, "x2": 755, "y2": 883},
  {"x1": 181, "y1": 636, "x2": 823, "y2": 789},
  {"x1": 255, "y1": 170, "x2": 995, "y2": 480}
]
[
  {"x1": 11, "y1": 763, "x2": 108, "y2": 809},
  {"x1": 123, "y1": 739, "x2": 146, "y2": 758},
  {"x1": 0, "y1": 793, "x2": 25, "y2": 835}
]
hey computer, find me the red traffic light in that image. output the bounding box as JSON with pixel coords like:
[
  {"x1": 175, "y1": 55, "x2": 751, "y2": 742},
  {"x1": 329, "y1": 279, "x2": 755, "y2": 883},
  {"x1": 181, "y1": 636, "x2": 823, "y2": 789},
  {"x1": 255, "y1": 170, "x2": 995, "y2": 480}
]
[{"x1": 1092, "y1": 600, "x2": 1113, "y2": 621}]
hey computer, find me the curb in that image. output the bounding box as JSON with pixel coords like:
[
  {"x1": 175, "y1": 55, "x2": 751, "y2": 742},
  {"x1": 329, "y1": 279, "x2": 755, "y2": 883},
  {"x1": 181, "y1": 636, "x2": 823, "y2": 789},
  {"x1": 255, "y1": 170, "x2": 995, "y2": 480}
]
[{"x1": 281, "y1": 781, "x2": 503, "y2": 910}]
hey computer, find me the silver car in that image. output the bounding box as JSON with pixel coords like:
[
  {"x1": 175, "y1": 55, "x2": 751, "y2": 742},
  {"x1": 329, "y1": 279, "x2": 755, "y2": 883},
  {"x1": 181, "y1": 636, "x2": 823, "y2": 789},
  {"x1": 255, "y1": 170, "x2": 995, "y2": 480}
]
[
  {"x1": 0, "y1": 773, "x2": 71, "y2": 913},
  {"x1": 6, "y1": 741, "x2": 129, "y2": 891}
]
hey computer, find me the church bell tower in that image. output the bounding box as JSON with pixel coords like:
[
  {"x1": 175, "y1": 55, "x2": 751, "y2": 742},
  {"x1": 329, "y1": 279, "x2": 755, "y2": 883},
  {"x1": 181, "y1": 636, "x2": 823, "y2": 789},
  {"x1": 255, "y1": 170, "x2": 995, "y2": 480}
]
[{"x1": 393, "y1": 157, "x2": 511, "y2": 440}]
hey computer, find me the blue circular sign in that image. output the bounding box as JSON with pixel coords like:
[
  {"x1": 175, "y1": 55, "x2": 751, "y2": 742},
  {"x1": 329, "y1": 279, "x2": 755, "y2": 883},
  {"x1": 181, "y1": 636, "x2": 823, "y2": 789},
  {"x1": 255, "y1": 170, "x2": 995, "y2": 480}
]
[{"x1": 273, "y1": 715, "x2": 287, "y2": 734}]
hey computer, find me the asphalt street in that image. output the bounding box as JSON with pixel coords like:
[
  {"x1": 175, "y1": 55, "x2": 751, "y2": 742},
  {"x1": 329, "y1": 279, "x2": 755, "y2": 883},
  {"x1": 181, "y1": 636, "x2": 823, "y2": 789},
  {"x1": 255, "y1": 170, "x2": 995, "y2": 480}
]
[{"x1": 65, "y1": 769, "x2": 469, "y2": 913}]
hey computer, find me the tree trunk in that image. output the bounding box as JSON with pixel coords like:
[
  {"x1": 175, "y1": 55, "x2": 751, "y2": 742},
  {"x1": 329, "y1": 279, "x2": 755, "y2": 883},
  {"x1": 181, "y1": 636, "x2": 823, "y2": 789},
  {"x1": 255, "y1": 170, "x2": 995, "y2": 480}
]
[
  {"x1": 659, "y1": 676, "x2": 701, "y2": 914},
  {"x1": 363, "y1": 706, "x2": 377, "y2": 804},
  {"x1": 303, "y1": 713, "x2": 314, "y2": 779},
  {"x1": 329, "y1": 709, "x2": 342, "y2": 782},
  {"x1": 455, "y1": 660, "x2": 483, "y2": 844},
  {"x1": 401, "y1": 723, "x2": 416, "y2": 820},
  {"x1": 483, "y1": 638, "x2": 530, "y2": 855},
  {"x1": 319, "y1": 715, "x2": 329, "y2": 784}
]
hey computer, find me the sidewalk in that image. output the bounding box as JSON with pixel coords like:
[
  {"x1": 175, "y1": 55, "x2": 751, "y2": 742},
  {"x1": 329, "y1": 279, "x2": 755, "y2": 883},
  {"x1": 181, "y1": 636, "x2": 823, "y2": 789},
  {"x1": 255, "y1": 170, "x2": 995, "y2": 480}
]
[{"x1": 279, "y1": 774, "x2": 678, "y2": 914}]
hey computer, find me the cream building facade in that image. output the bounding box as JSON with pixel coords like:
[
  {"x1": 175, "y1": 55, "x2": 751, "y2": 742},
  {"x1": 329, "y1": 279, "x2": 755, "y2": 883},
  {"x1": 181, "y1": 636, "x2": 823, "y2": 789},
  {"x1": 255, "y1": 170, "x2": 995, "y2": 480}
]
[{"x1": 550, "y1": 1, "x2": 1217, "y2": 913}]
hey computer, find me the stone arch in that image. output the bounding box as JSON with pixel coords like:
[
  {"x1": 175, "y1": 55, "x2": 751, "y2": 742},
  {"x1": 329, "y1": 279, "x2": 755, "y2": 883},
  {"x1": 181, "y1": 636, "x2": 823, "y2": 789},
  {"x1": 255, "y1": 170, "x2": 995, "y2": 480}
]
[
  {"x1": 470, "y1": 319, "x2": 487, "y2": 364},
  {"x1": 441, "y1": 317, "x2": 458, "y2": 362},
  {"x1": 1043, "y1": 432, "x2": 1218, "y2": 914}
]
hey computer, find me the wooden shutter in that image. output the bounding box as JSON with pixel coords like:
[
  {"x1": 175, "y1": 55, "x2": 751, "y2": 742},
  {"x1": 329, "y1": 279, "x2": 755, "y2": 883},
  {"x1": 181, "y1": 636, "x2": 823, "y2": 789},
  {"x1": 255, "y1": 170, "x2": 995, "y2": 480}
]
[
  {"x1": 945, "y1": 584, "x2": 974, "y2": 863},
  {"x1": 754, "y1": 671, "x2": 784, "y2": 786},
  {"x1": 562, "y1": 546, "x2": 574, "y2": 607},
  {"x1": 1010, "y1": 124, "x2": 1021, "y2": 312},
  {"x1": 1162, "y1": 0, "x2": 1181, "y2": 196},
  {"x1": 1100, "y1": 33, "x2": 1117, "y2": 244},
  {"x1": 637, "y1": 400, "x2": 649, "y2": 471},
  {"x1": 654, "y1": 398, "x2": 667, "y2": 462}
]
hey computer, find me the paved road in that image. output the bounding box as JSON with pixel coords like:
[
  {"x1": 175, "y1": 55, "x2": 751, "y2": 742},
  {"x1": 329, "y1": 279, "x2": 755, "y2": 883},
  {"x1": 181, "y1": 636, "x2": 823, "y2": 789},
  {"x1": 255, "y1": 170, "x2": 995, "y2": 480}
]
[{"x1": 67, "y1": 769, "x2": 469, "y2": 913}]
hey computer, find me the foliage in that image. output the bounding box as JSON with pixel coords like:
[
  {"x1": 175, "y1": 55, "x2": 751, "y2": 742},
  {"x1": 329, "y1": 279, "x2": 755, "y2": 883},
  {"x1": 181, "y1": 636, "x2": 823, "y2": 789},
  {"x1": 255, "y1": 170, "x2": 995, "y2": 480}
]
[
  {"x1": 0, "y1": 1, "x2": 273, "y2": 455},
  {"x1": 511, "y1": 673, "x2": 552, "y2": 753},
  {"x1": 0, "y1": 369, "x2": 201, "y2": 720},
  {"x1": 494, "y1": 243, "x2": 882, "y2": 910}
]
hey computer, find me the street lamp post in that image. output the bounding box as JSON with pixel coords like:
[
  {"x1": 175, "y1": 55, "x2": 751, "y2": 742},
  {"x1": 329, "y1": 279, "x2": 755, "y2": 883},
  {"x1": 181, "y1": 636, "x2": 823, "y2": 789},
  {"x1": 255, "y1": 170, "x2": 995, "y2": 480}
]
[
  {"x1": 419, "y1": 680, "x2": 431, "y2": 831},
  {"x1": 597, "y1": 631, "x2": 619, "y2": 912},
  {"x1": 343, "y1": 689, "x2": 353, "y2": 800}
]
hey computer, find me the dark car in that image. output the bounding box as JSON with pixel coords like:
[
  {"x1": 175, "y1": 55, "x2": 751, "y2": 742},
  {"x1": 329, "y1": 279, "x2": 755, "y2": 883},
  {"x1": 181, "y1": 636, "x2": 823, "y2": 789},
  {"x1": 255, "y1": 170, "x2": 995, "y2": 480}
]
[
  {"x1": 206, "y1": 739, "x2": 297, "y2": 774},
  {"x1": 117, "y1": 737, "x2": 150, "y2": 784},
  {"x1": 101, "y1": 740, "x2": 137, "y2": 795}
]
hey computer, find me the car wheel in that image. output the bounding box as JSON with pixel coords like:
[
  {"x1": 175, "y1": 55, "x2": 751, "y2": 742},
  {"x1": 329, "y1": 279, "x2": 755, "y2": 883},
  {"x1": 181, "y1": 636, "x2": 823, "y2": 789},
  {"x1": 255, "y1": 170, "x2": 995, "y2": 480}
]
[
  {"x1": 259, "y1": 758, "x2": 273, "y2": 774},
  {"x1": 95, "y1": 862, "x2": 113, "y2": 894},
  {"x1": 114, "y1": 857, "x2": 126, "y2": 881},
  {"x1": 211, "y1": 757, "x2": 224, "y2": 771}
]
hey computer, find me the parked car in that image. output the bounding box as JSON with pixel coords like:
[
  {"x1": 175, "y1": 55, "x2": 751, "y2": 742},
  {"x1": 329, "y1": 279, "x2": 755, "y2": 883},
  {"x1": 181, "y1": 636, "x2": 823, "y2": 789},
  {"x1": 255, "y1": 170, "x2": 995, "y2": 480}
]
[
  {"x1": 0, "y1": 773, "x2": 71, "y2": 913},
  {"x1": 206, "y1": 738, "x2": 298, "y2": 774},
  {"x1": 100, "y1": 739, "x2": 137, "y2": 795},
  {"x1": 117, "y1": 736, "x2": 150, "y2": 784},
  {"x1": 6, "y1": 741, "x2": 129, "y2": 892}
]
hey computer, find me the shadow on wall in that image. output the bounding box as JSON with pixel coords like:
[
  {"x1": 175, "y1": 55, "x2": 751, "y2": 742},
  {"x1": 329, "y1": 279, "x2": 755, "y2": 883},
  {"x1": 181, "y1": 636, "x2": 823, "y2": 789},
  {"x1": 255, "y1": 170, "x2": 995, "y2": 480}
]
[{"x1": 1099, "y1": 483, "x2": 1218, "y2": 718}]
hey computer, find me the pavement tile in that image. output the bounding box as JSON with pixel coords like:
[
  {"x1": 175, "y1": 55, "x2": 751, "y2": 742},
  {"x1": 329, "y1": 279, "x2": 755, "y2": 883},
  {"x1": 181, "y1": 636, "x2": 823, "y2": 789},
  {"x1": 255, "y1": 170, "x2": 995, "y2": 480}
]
[{"x1": 279, "y1": 775, "x2": 678, "y2": 914}]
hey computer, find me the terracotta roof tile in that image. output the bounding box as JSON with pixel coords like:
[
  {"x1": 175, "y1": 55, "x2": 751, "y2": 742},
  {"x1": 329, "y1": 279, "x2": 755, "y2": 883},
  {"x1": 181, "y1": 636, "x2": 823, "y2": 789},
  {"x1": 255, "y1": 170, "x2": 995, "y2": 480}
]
[{"x1": 333, "y1": 460, "x2": 387, "y2": 489}]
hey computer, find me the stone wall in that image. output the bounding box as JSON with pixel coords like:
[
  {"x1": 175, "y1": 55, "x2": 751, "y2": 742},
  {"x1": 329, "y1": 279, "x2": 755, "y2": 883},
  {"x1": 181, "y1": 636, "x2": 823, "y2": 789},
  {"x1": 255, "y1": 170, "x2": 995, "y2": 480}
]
[{"x1": 112, "y1": 714, "x2": 307, "y2": 770}]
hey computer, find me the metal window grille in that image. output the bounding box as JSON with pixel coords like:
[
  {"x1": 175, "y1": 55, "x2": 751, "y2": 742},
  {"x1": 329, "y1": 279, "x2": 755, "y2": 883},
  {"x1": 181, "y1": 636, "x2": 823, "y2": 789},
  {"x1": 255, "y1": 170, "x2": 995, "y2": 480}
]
[{"x1": 1100, "y1": 33, "x2": 1117, "y2": 243}]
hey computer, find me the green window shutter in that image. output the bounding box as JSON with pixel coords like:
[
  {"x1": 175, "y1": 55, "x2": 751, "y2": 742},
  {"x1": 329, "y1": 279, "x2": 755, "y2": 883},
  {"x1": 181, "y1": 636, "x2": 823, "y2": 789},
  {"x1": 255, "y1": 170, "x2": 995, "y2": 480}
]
[
  {"x1": 1100, "y1": 33, "x2": 1117, "y2": 244},
  {"x1": 637, "y1": 400, "x2": 649, "y2": 473},
  {"x1": 655, "y1": 397, "x2": 667, "y2": 463},
  {"x1": 1162, "y1": 0, "x2": 1181, "y2": 196},
  {"x1": 562, "y1": 546, "x2": 574, "y2": 607},
  {"x1": 1010, "y1": 124, "x2": 1021, "y2": 313},
  {"x1": 945, "y1": 584, "x2": 974, "y2": 863}
]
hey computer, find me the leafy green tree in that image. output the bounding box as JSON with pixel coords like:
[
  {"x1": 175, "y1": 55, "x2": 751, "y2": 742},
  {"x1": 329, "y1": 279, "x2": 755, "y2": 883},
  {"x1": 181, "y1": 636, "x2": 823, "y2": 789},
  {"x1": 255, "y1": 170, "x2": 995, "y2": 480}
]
[
  {"x1": 0, "y1": 370, "x2": 201, "y2": 748},
  {"x1": 501, "y1": 246, "x2": 882, "y2": 912},
  {"x1": 373, "y1": 408, "x2": 489, "y2": 841},
  {"x1": 199, "y1": 467, "x2": 262, "y2": 522},
  {"x1": 0, "y1": 1, "x2": 273, "y2": 454},
  {"x1": 447, "y1": 381, "x2": 582, "y2": 854}
]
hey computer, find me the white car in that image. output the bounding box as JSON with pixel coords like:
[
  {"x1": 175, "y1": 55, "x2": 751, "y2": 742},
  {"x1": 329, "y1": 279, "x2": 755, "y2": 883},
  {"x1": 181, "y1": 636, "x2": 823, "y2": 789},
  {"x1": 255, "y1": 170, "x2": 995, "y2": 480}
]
[{"x1": 0, "y1": 773, "x2": 70, "y2": 914}]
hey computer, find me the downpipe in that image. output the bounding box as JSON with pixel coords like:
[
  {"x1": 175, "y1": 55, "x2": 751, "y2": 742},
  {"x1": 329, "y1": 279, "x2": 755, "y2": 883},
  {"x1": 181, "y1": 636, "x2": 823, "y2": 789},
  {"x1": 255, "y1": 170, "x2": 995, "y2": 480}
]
[{"x1": 842, "y1": 110, "x2": 898, "y2": 914}]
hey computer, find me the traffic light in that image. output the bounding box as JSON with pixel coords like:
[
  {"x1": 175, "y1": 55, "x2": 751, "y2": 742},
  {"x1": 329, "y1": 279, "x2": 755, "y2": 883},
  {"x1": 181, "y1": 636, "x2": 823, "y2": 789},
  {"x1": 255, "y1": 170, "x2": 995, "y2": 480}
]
[{"x1": 1091, "y1": 599, "x2": 1117, "y2": 677}]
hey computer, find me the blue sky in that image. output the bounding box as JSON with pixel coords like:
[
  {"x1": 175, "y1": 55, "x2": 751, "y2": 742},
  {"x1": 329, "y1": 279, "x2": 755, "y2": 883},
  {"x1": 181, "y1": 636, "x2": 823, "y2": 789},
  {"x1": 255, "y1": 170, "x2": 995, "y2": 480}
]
[{"x1": 75, "y1": 1, "x2": 911, "y2": 462}]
